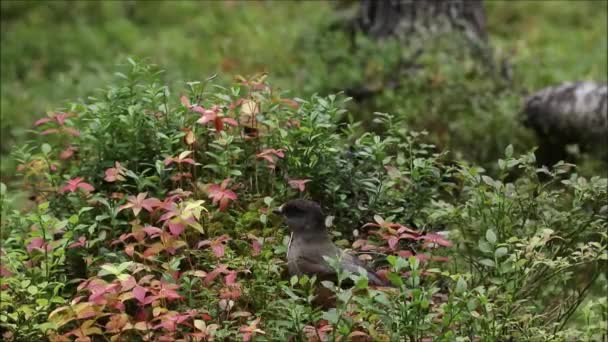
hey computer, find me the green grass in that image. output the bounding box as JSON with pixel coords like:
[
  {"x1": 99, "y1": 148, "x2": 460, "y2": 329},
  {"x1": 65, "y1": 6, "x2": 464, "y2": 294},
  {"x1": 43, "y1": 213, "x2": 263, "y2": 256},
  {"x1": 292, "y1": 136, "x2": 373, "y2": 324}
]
[{"x1": 1, "y1": 0, "x2": 606, "y2": 176}]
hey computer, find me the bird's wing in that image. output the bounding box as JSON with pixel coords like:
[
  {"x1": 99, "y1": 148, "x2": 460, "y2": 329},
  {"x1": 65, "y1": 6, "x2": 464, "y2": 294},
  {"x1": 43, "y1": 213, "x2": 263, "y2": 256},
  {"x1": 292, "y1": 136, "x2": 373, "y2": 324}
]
[
  {"x1": 289, "y1": 240, "x2": 387, "y2": 286},
  {"x1": 298, "y1": 250, "x2": 387, "y2": 286},
  {"x1": 338, "y1": 251, "x2": 388, "y2": 286},
  {"x1": 293, "y1": 254, "x2": 337, "y2": 280}
]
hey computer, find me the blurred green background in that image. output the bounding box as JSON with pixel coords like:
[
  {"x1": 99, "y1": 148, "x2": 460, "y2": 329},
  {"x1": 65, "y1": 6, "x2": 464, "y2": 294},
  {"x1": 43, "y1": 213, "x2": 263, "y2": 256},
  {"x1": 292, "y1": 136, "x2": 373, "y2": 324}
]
[{"x1": 1, "y1": 0, "x2": 607, "y2": 177}]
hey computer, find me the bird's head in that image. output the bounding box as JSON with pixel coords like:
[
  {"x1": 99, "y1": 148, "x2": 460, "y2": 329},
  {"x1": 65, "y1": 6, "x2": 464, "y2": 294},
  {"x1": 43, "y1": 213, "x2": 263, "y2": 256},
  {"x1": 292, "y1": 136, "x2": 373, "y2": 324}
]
[{"x1": 273, "y1": 199, "x2": 326, "y2": 234}]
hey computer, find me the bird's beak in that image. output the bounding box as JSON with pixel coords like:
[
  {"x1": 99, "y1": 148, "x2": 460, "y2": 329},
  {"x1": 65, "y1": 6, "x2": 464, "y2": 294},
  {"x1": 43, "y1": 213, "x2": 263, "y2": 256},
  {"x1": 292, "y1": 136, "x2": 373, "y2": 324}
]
[{"x1": 272, "y1": 204, "x2": 283, "y2": 216}]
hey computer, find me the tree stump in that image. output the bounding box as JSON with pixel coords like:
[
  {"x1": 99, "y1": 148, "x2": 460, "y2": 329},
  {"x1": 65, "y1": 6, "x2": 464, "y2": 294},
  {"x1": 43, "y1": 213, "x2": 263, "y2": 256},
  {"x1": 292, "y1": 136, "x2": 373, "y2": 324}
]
[
  {"x1": 523, "y1": 81, "x2": 608, "y2": 166},
  {"x1": 356, "y1": 0, "x2": 487, "y2": 43}
]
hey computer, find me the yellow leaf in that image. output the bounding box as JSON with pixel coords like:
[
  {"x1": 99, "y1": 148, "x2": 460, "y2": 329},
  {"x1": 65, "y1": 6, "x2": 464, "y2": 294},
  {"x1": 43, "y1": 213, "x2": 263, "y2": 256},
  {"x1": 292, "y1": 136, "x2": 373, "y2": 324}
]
[
  {"x1": 241, "y1": 100, "x2": 259, "y2": 116},
  {"x1": 178, "y1": 150, "x2": 193, "y2": 160},
  {"x1": 134, "y1": 321, "x2": 150, "y2": 331},
  {"x1": 48, "y1": 306, "x2": 75, "y2": 328},
  {"x1": 153, "y1": 307, "x2": 166, "y2": 317},
  {"x1": 185, "y1": 130, "x2": 196, "y2": 145},
  {"x1": 73, "y1": 302, "x2": 96, "y2": 319},
  {"x1": 194, "y1": 319, "x2": 206, "y2": 331}
]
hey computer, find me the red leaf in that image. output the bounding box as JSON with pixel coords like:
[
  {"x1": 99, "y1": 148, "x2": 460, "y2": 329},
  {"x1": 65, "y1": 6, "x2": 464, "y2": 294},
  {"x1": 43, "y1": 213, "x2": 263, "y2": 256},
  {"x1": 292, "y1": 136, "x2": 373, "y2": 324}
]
[
  {"x1": 120, "y1": 275, "x2": 137, "y2": 292},
  {"x1": 164, "y1": 151, "x2": 196, "y2": 166},
  {"x1": 27, "y1": 237, "x2": 45, "y2": 253},
  {"x1": 240, "y1": 317, "x2": 264, "y2": 342},
  {"x1": 278, "y1": 98, "x2": 299, "y2": 109},
  {"x1": 417, "y1": 233, "x2": 453, "y2": 247},
  {"x1": 68, "y1": 236, "x2": 87, "y2": 249},
  {"x1": 125, "y1": 244, "x2": 135, "y2": 257},
  {"x1": 400, "y1": 250, "x2": 414, "y2": 257},
  {"x1": 60, "y1": 146, "x2": 77, "y2": 160},
  {"x1": 167, "y1": 222, "x2": 185, "y2": 236},
  {"x1": 143, "y1": 226, "x2": 163, "y2": 237},
  {"x1": 34, "y1": 117, "x2": 53, "y2": 126},
  {"x1": 196, "y1": 109, "x2": 217, "y2": 125},
  {"x1": 54, "y1": 113, "x2": 72, "y2": 125},
  {"x1": 224, "y1": 271, "x2": 237, "y2": 285},
  {"x1": 251, "y1": 239, "x2": 261, "y2": 256},
  {"x1": 214, "y1": 117, "x2": 224, "y2": 131},
  {"x1": 60, "y1": 177, "x2": 94, "y2": 193},
  {"x1": 135, "y1": 309, "x2": 148, "y2": 322},
  {"x1": 117, "y1": 192, "x2": 161, "y2": 216},
  {"x1": 77, "y1": 182, "x2": 95, "y2": 192},
  {"x1": 208, "y1": 179, "x2": 237, "y2": 212},
  {"x1": 211, "y1": 244, "x2": 225, "y2": 258},
  {"x1": 287, "y1": 179, "x2": 311, "y2": 192},
  {"x1": 104, "y1": 162, "x2": 127, "y2": 182},
  {"x1": 133, "y1": 285, "x2": 147, "y2": 304},
  {"x1": 40, "y1": 128, "x2": 60, "y2": 135},
  {"x1": 63, "y1": 127, "x2": 81, "y2": 136},
  {"x1": 34, "y1": 112, "x2": 74, "y2": 127},
  {"x1": 159, "y1": 282, "x2": 182, "y2": 300},
  {"x1": 387, "y1": 236, "x2": 399, "y2": 250},
  {"x1": 352, "y1": 239, "x2": 368, "y2": 249},
  {"x1": 180, "y1": 95, "x2": 191, "y2": 108},
  {"x1": 0, "y1": 266, "x2": 12, "y2": 277},
  {"x1": 143, "y1": 243, "x2": 164, "y2": 258},
  {"x1": 220, "y1": 286, "x2": 242, "y2": 300},
  {"x1": 204, "y1": 264, "x2": 228, "y2": 285},
  {"x1": 192, "y1": 106, "x2": 206, "y2": 114}
]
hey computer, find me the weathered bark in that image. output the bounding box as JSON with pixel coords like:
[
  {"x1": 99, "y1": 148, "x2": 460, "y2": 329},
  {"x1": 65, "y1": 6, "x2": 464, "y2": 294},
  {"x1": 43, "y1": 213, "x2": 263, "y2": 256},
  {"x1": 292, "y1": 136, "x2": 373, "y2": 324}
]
[
  {"x1": 356, "y1": 0, "x2": 487, "y2": 43},
  {"x1": 335, "y1": 0, "x2": 494, "y2": 100},
  {"x1": 523, "y1": 81, "x2": 608, "y2": 165}
]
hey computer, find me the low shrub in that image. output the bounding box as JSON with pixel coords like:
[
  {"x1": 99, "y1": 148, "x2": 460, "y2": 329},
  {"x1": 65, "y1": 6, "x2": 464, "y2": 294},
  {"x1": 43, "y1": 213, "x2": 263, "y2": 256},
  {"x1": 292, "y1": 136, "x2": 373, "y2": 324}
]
[{"x1": 1, "y1": 60, "x2": 605, "y2": 341}]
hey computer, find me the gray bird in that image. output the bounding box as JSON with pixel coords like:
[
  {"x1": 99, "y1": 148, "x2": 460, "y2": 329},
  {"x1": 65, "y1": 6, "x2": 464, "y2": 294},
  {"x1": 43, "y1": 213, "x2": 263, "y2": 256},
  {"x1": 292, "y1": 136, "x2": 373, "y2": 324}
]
[{"x1": 274, "y1": 199, "x2": 387, "y2": 286}]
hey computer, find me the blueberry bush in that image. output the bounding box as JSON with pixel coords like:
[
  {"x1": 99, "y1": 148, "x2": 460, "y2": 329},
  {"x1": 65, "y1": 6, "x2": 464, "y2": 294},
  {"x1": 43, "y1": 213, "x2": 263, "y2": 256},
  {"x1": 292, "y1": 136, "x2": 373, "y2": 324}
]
[{"x1": 1, "y1": 60, "x2": 606, "y2": 341}]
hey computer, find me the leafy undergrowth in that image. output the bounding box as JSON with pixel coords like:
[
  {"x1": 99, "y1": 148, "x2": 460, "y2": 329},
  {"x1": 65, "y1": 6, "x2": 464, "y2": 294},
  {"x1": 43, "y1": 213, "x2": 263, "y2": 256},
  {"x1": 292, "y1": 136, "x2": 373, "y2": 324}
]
[
  {"x1": 2, "y1": 1, "x2": 606, "y2": 177},
  {"x1": 1, "y1": 61, "x2": 606, "y2": 341}
]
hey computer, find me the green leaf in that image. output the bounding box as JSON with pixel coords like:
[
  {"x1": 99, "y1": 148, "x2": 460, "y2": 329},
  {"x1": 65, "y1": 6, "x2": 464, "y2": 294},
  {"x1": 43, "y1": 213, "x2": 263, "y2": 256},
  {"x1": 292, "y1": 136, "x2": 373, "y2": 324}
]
[
  {"x1": 355, "y1": 277, "x2": 369, "y2": 290},
  {"x1": 36, "y1": 298, "x2": 49, "y2": 307},
  {"x1": 41, "y1": 143, "x2": 52, "y2": 155},
  {"x1": 38, "y1": 202, "x2": 49, "y2": 211},
  {"x1": 78, "y1": 207, "x2": 94, "y2": 216},
  {"x1": 387, "y1": 272, "x2": 404, "y2": 287},
  {"x1": 494, "y1": 247, "x2": 508, "y2": 258},
  {"x1": 479, "y1": 259, "x2": 496, "y2": 267},
  {"x1": 68, "y1": 215, "x2": 79, "y2": 224},
  {"x1": 27, "y1": 285, "x2": 38, "y2": 295},
  {"x1": 322, "y1": 309, "x2": 340, "y2": 324},
  {"x1": 321, "y1": 280, "x2": 335, "y2": 289},
  {"x1": 281, "y1": 286, "x2": 300, "y2": 300},
  {"x1": 478, "y1": 240, "x2": 492, "y2": 254},
  {"x1": 408, "y1": 256, "x2": 420, "y2": 271},
  {"x1": 498, "y1": 159, "x2": 506, "y2": 170},
  {"x1": 505, "y1": 144, "x2": 513, "y2": 158},
  {"x1": 486, "y1": 229, "x2": 497, "y2": 244},
  {"x1": 481, "y1": 176, "x2": 495, "y2": 187},
  {"x1": 336, "y1": 288, "x2": 353, "y2": 303},
  {"x1": 99, "y1": 264, "x2": 120, "y2": 277}
]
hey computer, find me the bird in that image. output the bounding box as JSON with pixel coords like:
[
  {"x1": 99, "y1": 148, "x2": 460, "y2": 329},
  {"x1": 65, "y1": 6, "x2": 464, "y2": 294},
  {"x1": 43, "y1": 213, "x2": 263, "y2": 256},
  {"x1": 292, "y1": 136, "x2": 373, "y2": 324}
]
[{"x1": 273, "y1": 199, "x2": 387, "y2": 286}]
